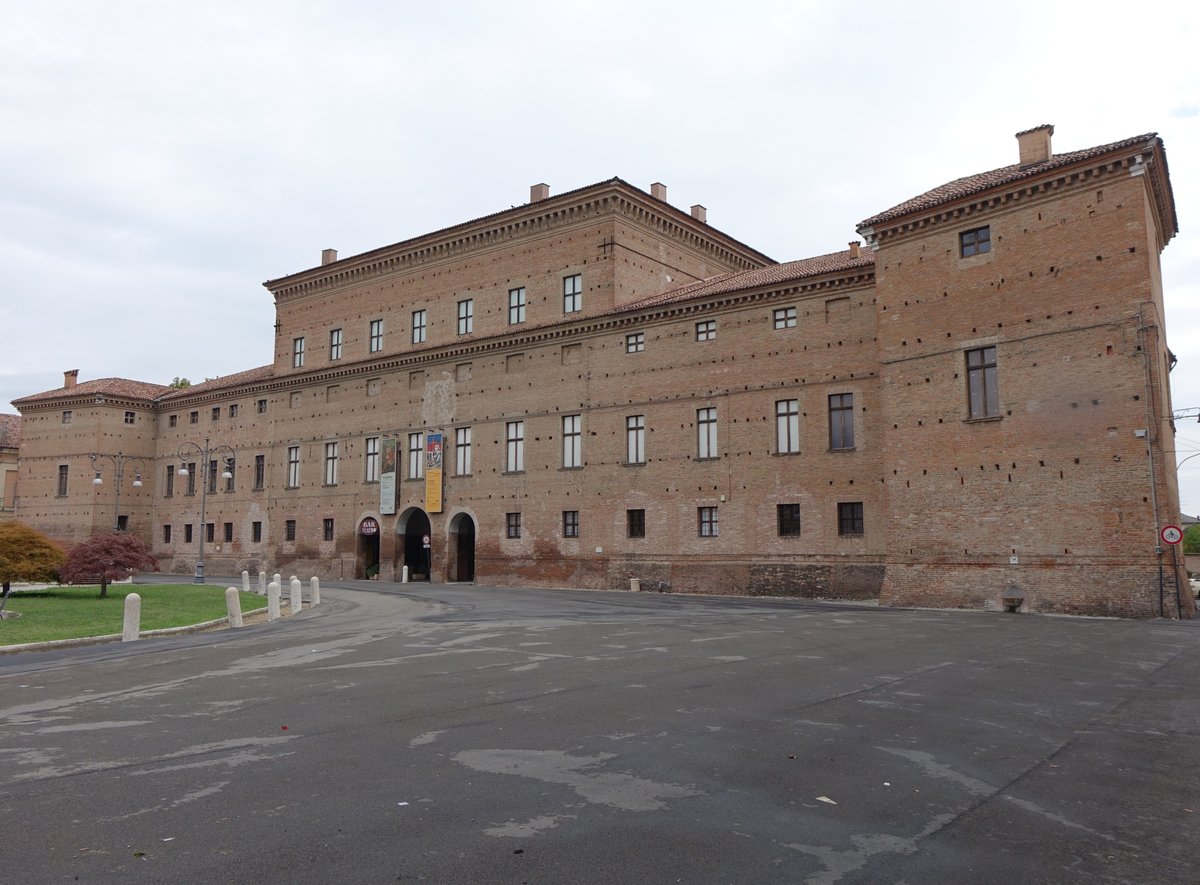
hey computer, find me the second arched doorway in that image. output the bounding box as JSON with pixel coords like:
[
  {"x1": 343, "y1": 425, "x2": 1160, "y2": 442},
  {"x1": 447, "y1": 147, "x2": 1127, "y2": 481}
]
[{"x1": 397, "y1": 507, "x2": 432, "y2": 581}]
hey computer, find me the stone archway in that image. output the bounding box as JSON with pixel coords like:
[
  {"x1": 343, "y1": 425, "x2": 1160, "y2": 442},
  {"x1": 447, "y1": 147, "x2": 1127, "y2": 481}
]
[
  {"x1": 396, "y1": 507, "x2": 432, "y2": 581},
  {"x1": 448, "y1": 511, "x2": 476, "y2": 583}
]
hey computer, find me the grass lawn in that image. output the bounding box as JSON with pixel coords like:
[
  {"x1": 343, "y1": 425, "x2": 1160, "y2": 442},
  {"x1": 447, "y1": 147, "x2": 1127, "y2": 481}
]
[{"x1": 0, "y1": 584, "x2": 269, "y2": 646}]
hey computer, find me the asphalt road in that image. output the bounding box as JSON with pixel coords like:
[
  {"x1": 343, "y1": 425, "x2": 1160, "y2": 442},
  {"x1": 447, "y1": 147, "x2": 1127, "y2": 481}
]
[{"x1": 1, "y1": 581, "x2": 1198, "y2": 884}]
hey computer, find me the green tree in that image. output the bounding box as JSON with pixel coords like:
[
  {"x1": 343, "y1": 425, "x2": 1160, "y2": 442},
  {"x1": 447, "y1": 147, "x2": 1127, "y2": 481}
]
[
  {"x1": 168, "y1": 377, "x2": 192, "y2": 388},
  {"x1": 0, "y1": 523, "x2": 66, "y2": 614},
  {"x1": 1183, "y1": 524, "x2": 1200, "y2": 555},
  {"x1": 59, "y1": 533, "x2": 160, "y2": 599}
]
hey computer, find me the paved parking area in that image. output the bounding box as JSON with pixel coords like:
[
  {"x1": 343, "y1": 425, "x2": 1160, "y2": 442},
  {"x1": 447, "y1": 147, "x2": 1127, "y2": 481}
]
[{"x1": 2, "y1": 582, "x2": 1197, "y2": 883}]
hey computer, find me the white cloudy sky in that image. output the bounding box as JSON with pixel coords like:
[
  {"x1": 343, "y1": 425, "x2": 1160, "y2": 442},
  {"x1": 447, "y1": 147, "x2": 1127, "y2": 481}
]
[{"x1": 2, "y1": 0, "x2": 1199, "y2": 514}]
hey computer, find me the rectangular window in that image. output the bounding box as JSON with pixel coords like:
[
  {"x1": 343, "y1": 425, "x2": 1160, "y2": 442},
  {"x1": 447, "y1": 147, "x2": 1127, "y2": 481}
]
[
  {"x1": 163, "y1": 524, "x2": 172, "y2": 543},
  {"x1": 252, "y1": 521, "x2": 262, "y2": 542},
  {"x1": 287, "y1": 446, "x2": 300, "y2": 488},
  {"x1": 829, "y1": 393, "x2": 855, "y2": 450},
  {"x1": 223, "y1": 522, "x2": 233, "y2": 543},
  {"x1": 254, "y1": 454, "x2": 265, "y2": 490},
  {"x1": 185, "y1": 462, "x2": 196, "y2": 496},
  {"x1": 698, "y1": 506, "x2": 719, "y2": 537},
  {"x1": 506, "y1": 512, "x2": 522, "y2": 539},
  {"x1": 966, "y1": 346, "x2": 1000, "y2": 418},
  {"x1": 323, "y1": 518, "x2": 334, "y2": 542},
  {"x1": 627, "y1": 508, "x2": 646, "y2": 538},
  {"x1": 324, "y1": 441, "x2": 339, "y2": 485},
  {"x1": 407, "y1": 432, "x2": 424, "y2": 479},
  {"x1": 125, "y1": 410, "x2": 136, "y2": 425},
  {"x1": 562, "y1": 510, "x2": 579, "y2": 538},
  {"x1": 229, "y1": 403, "x2": 239, "y2": 418},
  {"x1": 455, "y1": 426, "x2": 472, "y2": 475},
  {"x1": 838, "y1": 502, "x2": 864, "y2": 536},
  {"x1": 185, "y1": 523, "x2": 193, "y2": 543},
  {"x1": 57, "y1": 464, "x2": 69, "y2": 497},
  {"x1": 207, "y1": 460, "x2": 218, "y2": 494},
  {"x1": 696, "y1": 320, "x2": 717, "y2": 342},
  {"x1": 625, "y1": 332, "x2": 645, "y2": 353},
  {"x1": 697, "y1": 407, "x2": 718, "y2": 459},
  {"x1": 506, "y1": 421, "x2": 524, "y2": 472},
  {"x1": 211, "y1": 407, "x2": 220, "y2": 421},
  {"x1": 224, "y1": 459, "x2": 235, "y2": 492},
  {"x1": 285, "y1": 519, "x2": 296, "y2": 541},
  {"x1": 168, "y1": 414, "x2": 177, "y2": 427},
  {"x1": 189, "y1": 411, "x2": 199, "y2": 424},
  {"x1": 457, "y1": 299, "x2": 474, "y2": 335},
  {"x1": 206, "y1": 522, "x2": 215, "y2": 543},
  {"x1": 365, "y1": 437, "x2": 380, "y2": 482},
  {"x1": 776, "y1": 399, "x2": 800, "y2": 454},
  {"x1": 61, "y1": 411, "x2": 72, "y2": 425},
  {"x1": 369, "y1": 319, "x2": 383, "y2": 353},
  {"x1": 257, "y1": 398, "x2": 267, "y2": 414},
  {"x1": 509, "y1": 287, "x2": 526, "y2": 324},
  {"x1": 412, "y1": 310, "x2": 427, "y2": 344},
  {"x1": 960, "y1": 226, "x2": 991, "y2": 257},
  {"x1": 626, "y1": 415, "x2": 645, "y2": 464},
  {"x1": 562, "y1": 415, "x2": 582, "y2": 468},
  {"x1": 292, "y1": 337, "x2": 305, "y2": 367},
  {"x1": 165, "y1": 465, "x2": 175, "y2": 497},
  {"x1": 774, "y1": 306, "x2": 797, "y2": 329},
  {"x1": 563, "y1": 273, "x2": 582, "y2": 313},
  {"x1": 777, "y1": 503, "x2": 801, "y2": 536},
  {"x1": 328, "y1": 327, "x2": 343, "y2": 361}
]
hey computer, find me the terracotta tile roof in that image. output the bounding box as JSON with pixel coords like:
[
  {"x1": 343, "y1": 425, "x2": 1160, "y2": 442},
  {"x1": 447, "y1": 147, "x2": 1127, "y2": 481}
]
[
  {"x1": 158, "y1": 365, "x2": 275, "y2": 401},
  {"x1": 858, "y1": 133, "x2": 1159, "y2": 229},
  {"x1": 623, "y1": 248, "x2": 875, "y2": 310},
  {"x1": 12, "y1": 377, "x2": 172, "y2": 406},
  {"x1": 0, "y1": 414, "x2": 20, "y2": 449}
]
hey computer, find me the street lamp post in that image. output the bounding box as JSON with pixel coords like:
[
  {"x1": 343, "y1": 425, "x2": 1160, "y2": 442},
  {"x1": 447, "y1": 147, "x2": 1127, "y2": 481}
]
[
  {"x1": 177, "y1": 438, "x2": 234, "y2": 584},
  {"x1": 89, "y1": 451, "x2": 146, "y2": 532}
]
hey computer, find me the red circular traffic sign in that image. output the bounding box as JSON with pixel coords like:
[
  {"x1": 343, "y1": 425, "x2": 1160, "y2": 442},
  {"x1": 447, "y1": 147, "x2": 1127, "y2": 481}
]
[
  {"x1": 422, "y1": 533, "x2": 431, "y2": 548},
  {"x1": 1161, "y1": 524, "x2": 1183, "y2": 545}
]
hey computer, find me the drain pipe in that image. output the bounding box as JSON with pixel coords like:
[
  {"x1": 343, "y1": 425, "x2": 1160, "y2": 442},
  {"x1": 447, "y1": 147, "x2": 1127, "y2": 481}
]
[{"x1": 1136, "y1": 305, "x2": 1165, "y2": 616}]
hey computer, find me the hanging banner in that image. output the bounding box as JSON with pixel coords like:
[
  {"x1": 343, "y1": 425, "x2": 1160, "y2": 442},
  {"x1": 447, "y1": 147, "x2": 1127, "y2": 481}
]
[
  {"x1": 380, "y1": 438, "x2": 398, "y2": 515},
  {"x1": 425, "y1": 431, "x2": 444, "y2": 514}
]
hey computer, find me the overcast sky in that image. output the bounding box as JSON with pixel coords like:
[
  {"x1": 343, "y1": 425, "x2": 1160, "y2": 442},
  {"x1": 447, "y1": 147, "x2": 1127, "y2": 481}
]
[{"x1": 2, "y1": 0, "x2": 1198, "y2": 514}]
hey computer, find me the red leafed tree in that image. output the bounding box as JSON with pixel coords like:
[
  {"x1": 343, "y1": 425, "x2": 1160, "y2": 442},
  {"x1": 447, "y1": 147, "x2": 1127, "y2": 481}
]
[
  {"x1": 0, "y1": 522, "x2": 66, "y2": 614},
  {"x1": 60, "y1": 533, "x2": 160, "y2": 599}
]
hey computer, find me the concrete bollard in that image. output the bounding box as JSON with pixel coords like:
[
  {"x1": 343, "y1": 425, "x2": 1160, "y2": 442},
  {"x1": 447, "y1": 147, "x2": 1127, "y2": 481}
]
[
  {"x1": 310, "y1": 576, "x2": 320, "y2": 606},
  {"x1": 226, "y1": 587, "x2": 244, "y2": 628},
  {"x1": 273, "y1": 573, "x2": 282, "y2": 590},
  {"x1": 267, "y1": 581, "x2": 281, "y2": 621},
  {"x1": 259, "y1": 571, "x2": 267, "y2": 595},
  {"x1": 630, "y1": 578, "x2": 641, "y2": 593},
  {"x1": 289, "y1": 578, "x2": 302, "y2": 615},
  {"x1": 242, "y1": 571, "x2": 250, "y2": 594},
  {"x1": 402, "y1": 565, "x2": 409, "y2": 584},
  {"x1": 122, "y1": 593, "x2": 141, "y2": 642}
]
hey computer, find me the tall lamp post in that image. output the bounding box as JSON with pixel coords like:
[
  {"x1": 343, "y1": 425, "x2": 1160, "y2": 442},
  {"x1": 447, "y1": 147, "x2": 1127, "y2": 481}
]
[
  {"x1": 89, "y1": 451, "x2": 146, "y2": 532},
  {"x1": 177, "y1": 438, "x2": 234, "y2": 585}
]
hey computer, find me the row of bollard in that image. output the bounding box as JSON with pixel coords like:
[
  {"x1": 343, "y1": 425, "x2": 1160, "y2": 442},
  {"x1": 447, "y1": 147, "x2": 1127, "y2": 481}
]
[{"x1": 122, "y1": 571, "x2": 322, "y2": 642}]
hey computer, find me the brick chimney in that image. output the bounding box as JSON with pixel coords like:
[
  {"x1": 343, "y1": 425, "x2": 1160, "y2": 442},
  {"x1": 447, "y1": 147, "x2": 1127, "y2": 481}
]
[
  {"x1": 1016, "y1": 124, "x2": 1054, "y2": 166},
  {"x1": 321, "y1": 248, "x2": 338, "y2": 266},
  {"x1": 848, "y1": 241, "x2": 860, "y2": 259},
  {"x1": 650, "y1": 182, "x2": 667, "y2": 201},
  {"x1": 690, "y1": 204, "x2": 707, "y2": 223},
  {"x1": 530, "y1": 183, "x2": 550, "y2": 202},
  {"x1": 64, "y1": 369, "x2": 78, "y2": 389}
]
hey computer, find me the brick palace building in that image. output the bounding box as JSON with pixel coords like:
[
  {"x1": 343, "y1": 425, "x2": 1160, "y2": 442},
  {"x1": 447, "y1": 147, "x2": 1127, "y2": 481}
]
[{"x1": 11, "y1": 124, "x2": 1191, "y2": 617}]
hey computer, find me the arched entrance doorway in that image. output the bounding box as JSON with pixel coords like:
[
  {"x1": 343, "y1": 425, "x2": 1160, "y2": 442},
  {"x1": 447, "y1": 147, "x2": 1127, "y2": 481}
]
[
  {"x1": 397, "y1": 507, "x2": 432, "y2": 581},
  {"x1": 357, "y1": 517, "x2": 380, "y2": 579},
  {"x1": 449, "y1": 512, "x2": 476, "y2": 582}
]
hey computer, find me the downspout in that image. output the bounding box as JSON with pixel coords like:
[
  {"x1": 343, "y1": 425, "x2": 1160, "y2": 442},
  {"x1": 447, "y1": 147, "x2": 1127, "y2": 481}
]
[{"x1": 1136, "y1": 304, "x2": 1165, "y2": 615}]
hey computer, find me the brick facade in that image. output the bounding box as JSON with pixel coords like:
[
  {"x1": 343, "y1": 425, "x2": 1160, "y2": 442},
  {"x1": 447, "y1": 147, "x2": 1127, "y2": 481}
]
[{"x1": 12, "y1": 127, "x2": 1192, "y2": 617}]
